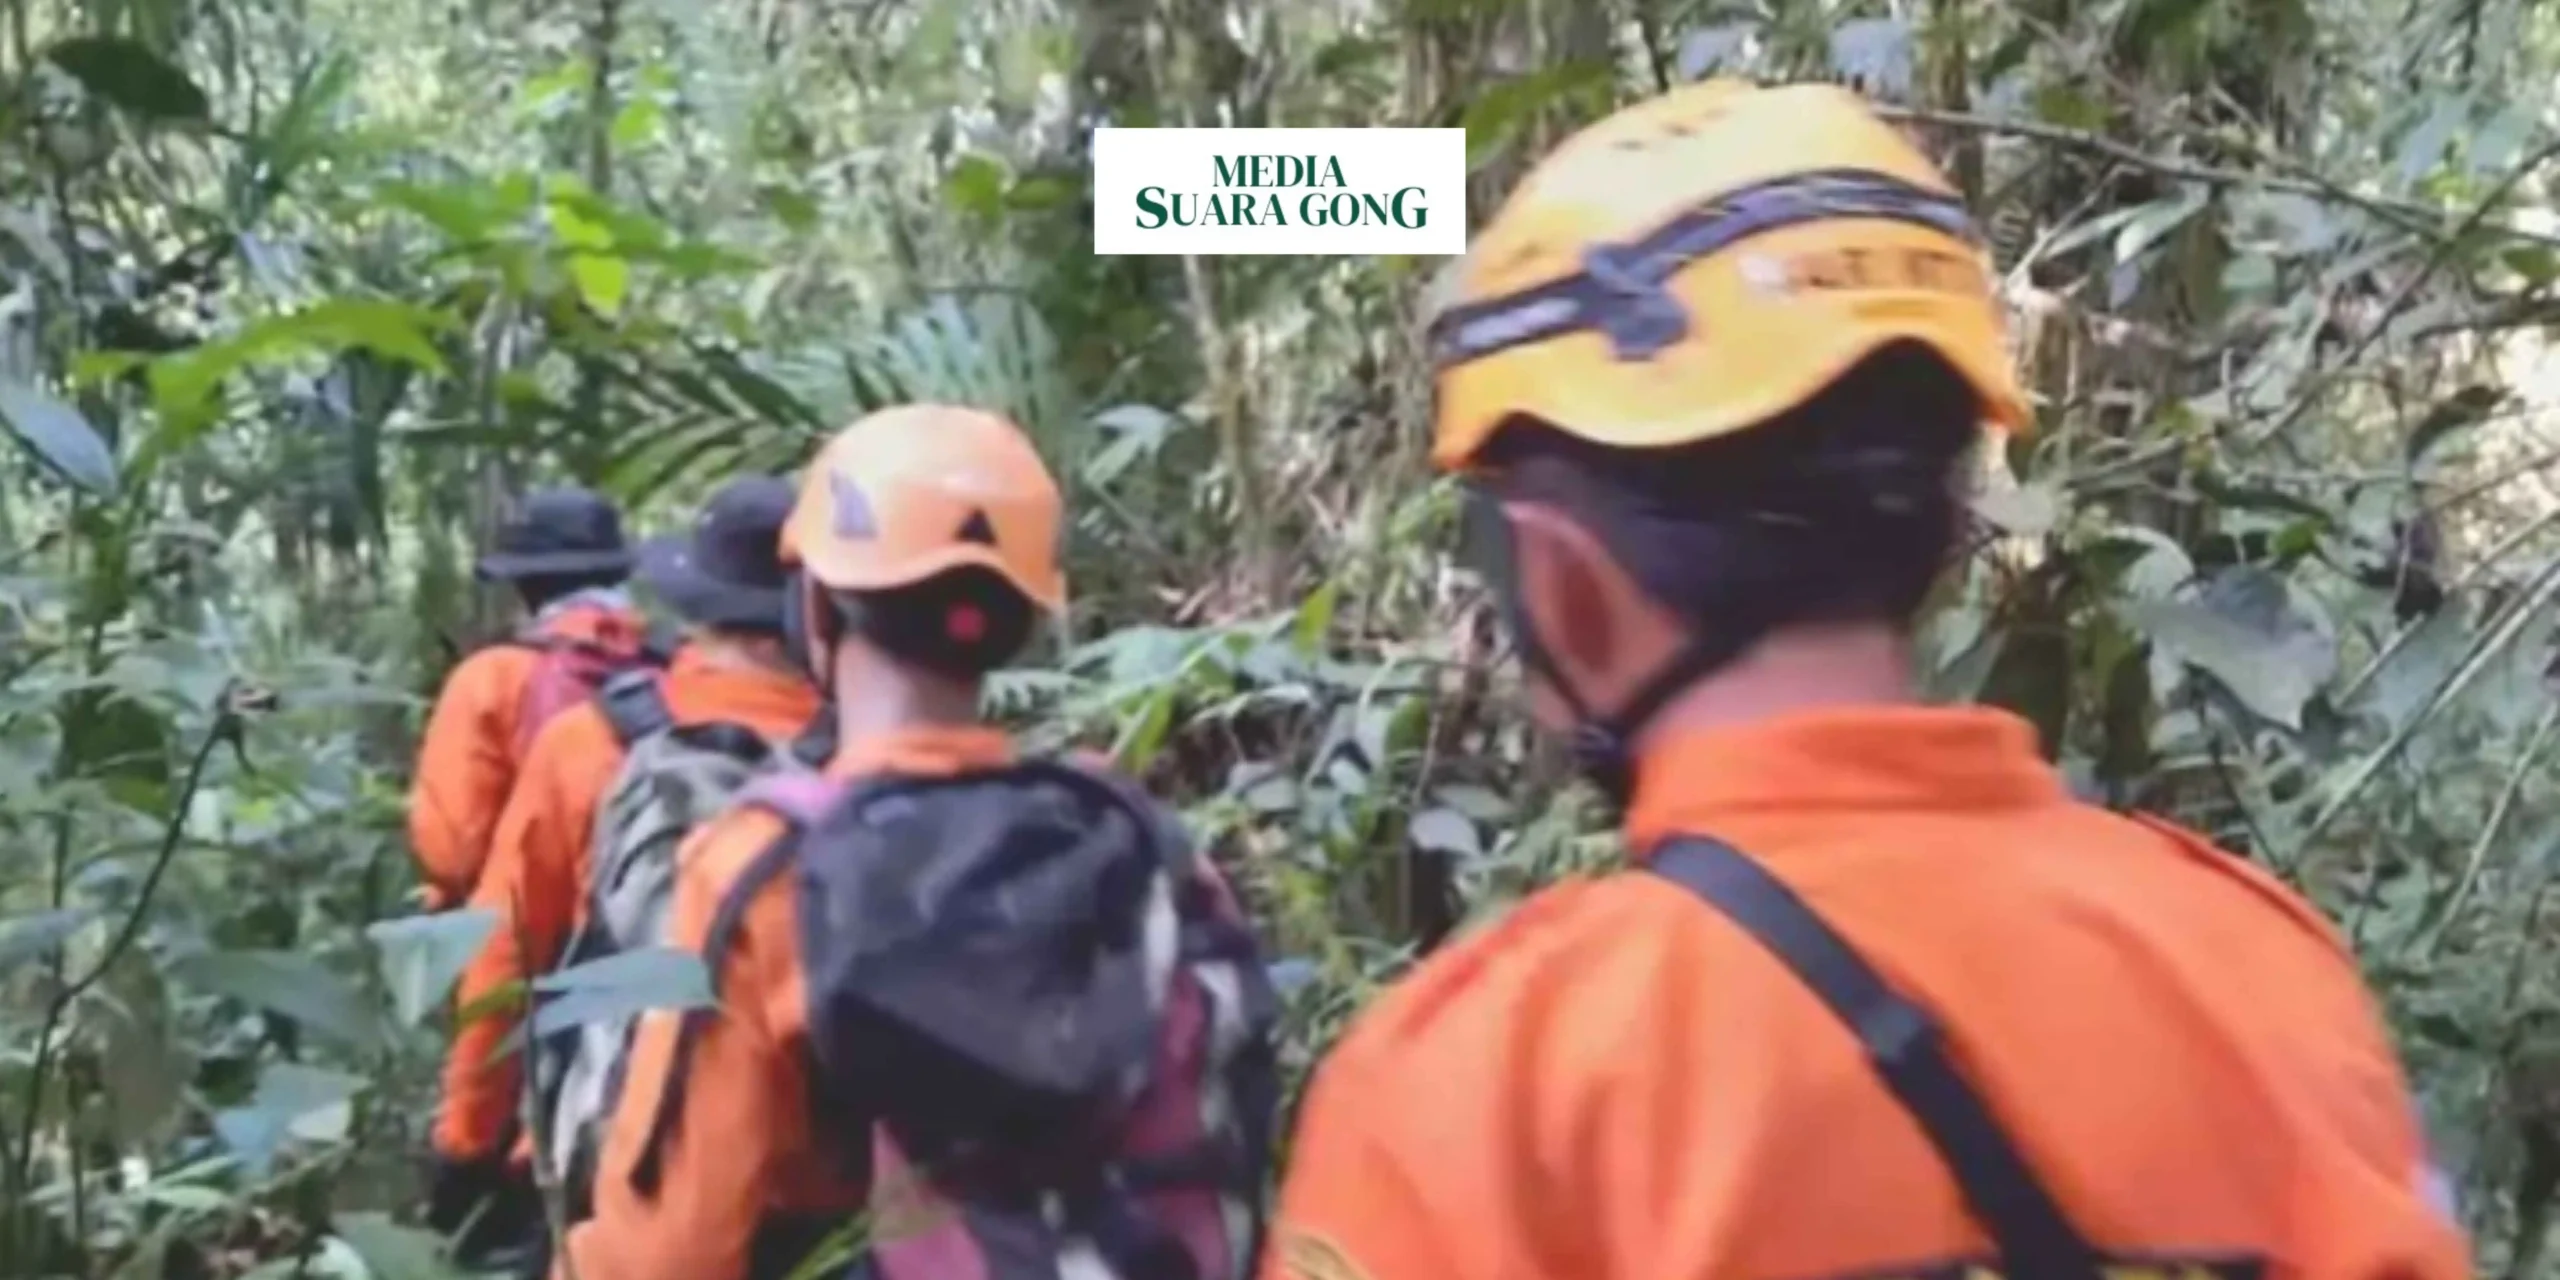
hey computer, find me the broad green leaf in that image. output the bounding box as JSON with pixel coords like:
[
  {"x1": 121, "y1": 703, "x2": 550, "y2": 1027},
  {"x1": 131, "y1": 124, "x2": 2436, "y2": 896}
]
[
  {"x1": 1434, "y1": 785, "x2": 1510, "y2": 822},
  {"x1": 945, "y1": 154, "x2": 1007, "y2": 221},
  {"x1": 519, "y1": 56, "x2": 591, "y2": 114},
  {"x1": 148, "y1": 298, "x2": 451, "y2": 429},
  {"x1": 1461, "y1": 62, "x2": 1611, "y2": 166},
  {"x1": 2365, "y1": 611, "x2": 2470, "y2": 733},
  {"x1": 2506, "y1": 245, "x2": 2560, "y2": 287},
  {"x1": 1112, "y1": 687, "x2": 1178, "y2": 774},
  {"x1": 2114, "y1": 187, "x2": 2209, "y2": 263},
  {"x1": 2031, "y1": 83, "x2": 2108, "y2": 131},
  {"x1": 1972, "y1": 479, "x2": 2062, "y2": 537},
  {"x1": 612, "y1": 97, "x2": 665, "y2": 147},
  {"x1": 1410, "y1": 807, "x2": 1484, "y2": 860},
  {"x1": 570, "y1": 252, "x2": 631, "y2": 317},
  {"x1": 366, "y1": 909, "x2": 497, "y2": 1027},
  {"x1": 333, "y1": 1213, "x2": 472, "y2": 1280},
  {"x1": 212, "y1": 1062, "x2": 367, "y2": 1173},
  {"x1": 2221, "y1": 253, "x2": 2277, "y2": 295},
  {"x1": 2127, "y1": 567, "x2": 2337, "y2": 731},
  {"x1": 0, "y1": 908, "x2": 88, "y2": 975},
  {"x1": 137, "y1": 1184, "x2": 232, "y2": 1213},
  {"x1": 1293, "y1": 580, "x2": 1342, "y2": 655},
  {"x1": 44, "y1": 36, "x2": 209, "y2": 122},
  {"x1": 0, "y1": 380, "x2": 116, "y2": 493},
  {"x1": 2470, "y1": 103, "x2": 2535, "y2": 176},
  {"x1": 530, "y1": 946, "x2": 714, "y2": 1035},
  {"x1": 376, "y1": 180, "x2": 520, "y2": 242},
  {"x1": 1084, "y1": 404, "x2": 1186, "y2": 486},
  {"x1": 550, "y1": 199, "x2": 614, "y2": 252},
  {"x1": 2035, "y1": 202, "x2": 2157, "y2": 263},
  {"x1": 762, "y1": 186, "x2": 820, "y2": 232},
  {"x1": 171, "y1": 949, "x2": 378, "y2": 1047},
  {"x1": 2122, "y1": 0, "x2": 2214, "y2": 54},
  {"x1": 2395, "y1": 96, "x2": 2469, "y2": 189}
]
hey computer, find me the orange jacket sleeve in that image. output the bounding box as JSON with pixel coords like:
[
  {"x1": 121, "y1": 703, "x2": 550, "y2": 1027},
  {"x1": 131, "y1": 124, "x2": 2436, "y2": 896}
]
[
  {"x1": 561, "y1": 810, "x2": 807, "y2": 1280},
  {"x1": 408, "y1": 647, "x2": 533, "y2": 909},
  {"x1": 434, "y1": 707, "x2": 622, "y2": 1160}
]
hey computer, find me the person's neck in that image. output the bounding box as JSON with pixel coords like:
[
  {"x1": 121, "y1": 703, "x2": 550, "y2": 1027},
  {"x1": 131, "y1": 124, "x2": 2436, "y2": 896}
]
[
  {"x1": 1635, "y1": 621, "x2": 1915, "y2": 745},
  {"x1": 833, "y1": 663, "x2": 984, "y2": 742}
]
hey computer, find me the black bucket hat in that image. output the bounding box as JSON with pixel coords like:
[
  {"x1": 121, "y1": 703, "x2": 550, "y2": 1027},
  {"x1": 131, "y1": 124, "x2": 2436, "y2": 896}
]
[
  {"x1": 476, "y1": 487, "x2": 635, "y2": 582},
  {"x1": 636, "y1": 475, "x2": 795, "y2": 632}
]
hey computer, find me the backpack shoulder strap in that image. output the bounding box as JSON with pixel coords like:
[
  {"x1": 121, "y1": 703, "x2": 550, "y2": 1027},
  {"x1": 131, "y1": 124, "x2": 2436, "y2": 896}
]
[
  {"x1": 595, "y1": 670, "x2": 674, "y2": 748},
  {"x1": 1643, "y1": 836, "x2": 2103, "y2": 1279},
  {"x1": 625, "y1": 773, "x2": 902, "y2": 1199}
]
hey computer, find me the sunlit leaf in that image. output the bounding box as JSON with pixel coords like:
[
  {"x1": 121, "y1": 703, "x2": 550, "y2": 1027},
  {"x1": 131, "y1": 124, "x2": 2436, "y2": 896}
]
[
  {"x1": 946, "y1": 153, "x2": 1008, "y2": 221},
  {"x1": 570, "y1": 252, "x2": 631, "y2": 317},
  {"x1": 612, "y1": 98, "x2": 665, "y2": 147}
]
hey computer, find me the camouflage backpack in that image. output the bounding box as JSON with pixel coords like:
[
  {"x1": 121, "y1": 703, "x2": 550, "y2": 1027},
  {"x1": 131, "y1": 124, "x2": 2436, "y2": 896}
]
[
  {"x1": 630, "y1": 759, "x2": 1282, "y2": 1280},
  {"x1": 534, "y1": 669, "x2": 832, "y2": 1220}
]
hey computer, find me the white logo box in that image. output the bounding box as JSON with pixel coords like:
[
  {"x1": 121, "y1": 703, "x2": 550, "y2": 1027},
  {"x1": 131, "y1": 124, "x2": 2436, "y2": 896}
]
[{"x1": 1093, "y1": 127, "x2": 1468, "y2": 257}]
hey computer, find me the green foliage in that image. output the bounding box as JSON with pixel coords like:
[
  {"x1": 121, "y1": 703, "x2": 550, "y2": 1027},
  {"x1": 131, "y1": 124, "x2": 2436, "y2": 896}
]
[{"x1": 7, "y1": 0, "x2": 2560, "y2": 1273}]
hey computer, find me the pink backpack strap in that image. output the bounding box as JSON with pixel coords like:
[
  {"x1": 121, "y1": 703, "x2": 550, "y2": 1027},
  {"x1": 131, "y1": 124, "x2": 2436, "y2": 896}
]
[{"x1": 737, "y1": 772, "x2": 846, "y2": 829}]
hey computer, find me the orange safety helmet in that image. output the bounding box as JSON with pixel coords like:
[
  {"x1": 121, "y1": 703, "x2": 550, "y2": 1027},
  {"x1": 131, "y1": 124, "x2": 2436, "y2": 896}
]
[
  {"x1": 1428, "y1": 79, "x2": 2029, "y2": 472},
  {"x1": 780, "y1": 403, "x2": 1067, "y2": 613}
]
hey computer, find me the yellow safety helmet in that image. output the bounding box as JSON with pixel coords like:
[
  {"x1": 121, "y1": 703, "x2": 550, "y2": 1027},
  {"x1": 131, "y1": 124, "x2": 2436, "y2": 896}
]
[
  {"x1": 780, "y1": 404, "x2": 1067, "y2": 613},
  {"x1": 1428, "y1": 80, "x2": 2029, "y2": 472}
]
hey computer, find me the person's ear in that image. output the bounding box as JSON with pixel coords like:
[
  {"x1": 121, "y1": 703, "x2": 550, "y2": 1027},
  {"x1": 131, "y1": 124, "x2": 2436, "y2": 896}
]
[{"x1": 1503, "y1": 501, "x2": 1686, "y2": 714}]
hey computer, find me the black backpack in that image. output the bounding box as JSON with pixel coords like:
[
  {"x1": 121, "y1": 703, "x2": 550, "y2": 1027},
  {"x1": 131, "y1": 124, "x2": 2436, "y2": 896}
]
[{"x1": 632, "y1": 759, "x2": 1280, "y2": 1280}]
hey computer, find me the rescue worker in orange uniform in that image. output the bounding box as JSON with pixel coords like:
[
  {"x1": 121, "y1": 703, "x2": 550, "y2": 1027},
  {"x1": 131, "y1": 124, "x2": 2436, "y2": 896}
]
[
  {"x1": 427, "y1": 476, "x2": 827, "y2": 1251},
  {"x1": 1263, "y1": 82, "x2": 2471, "y2": 1280},
  {"x1": 556, "y1": 407, "x2": 1066, "y2": 1280},
  {"x1": 409, "y1": 487, "x2": 651, "y2": 911}
]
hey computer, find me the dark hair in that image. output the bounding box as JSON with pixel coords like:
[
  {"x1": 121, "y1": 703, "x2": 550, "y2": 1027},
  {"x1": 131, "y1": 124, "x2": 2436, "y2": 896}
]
[
  {"x1": 515, "y1": 570, "x2": 628, "y2": 613},
  {"x1": 839, "y1": 566, "x2": 1039, "y2": 679},
  {"x1": 1479, "y1": 341, "x2": 1981, "y2": 634}
]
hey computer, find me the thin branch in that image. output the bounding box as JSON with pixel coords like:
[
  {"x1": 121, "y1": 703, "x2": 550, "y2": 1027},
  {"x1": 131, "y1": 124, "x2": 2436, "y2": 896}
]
[
  {"x1": 2249, "y1": 134, "x2": 2560, "y2": 449},
  {"x1": 2416, "y1": 702, "x2": 2560, "y2": 960},
  {"x1": 1877, "y1": 104, "x2": 2560, "y2": 252},
  {"x1": 56, "y1": 697, "x2": 239, "y2": 1005}
]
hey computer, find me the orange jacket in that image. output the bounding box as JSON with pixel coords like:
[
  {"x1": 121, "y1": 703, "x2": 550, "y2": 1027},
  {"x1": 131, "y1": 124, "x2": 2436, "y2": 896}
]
[
  {"x1": 407, "y1": 600, "x2": 646, "y2": 910},
  {"x1": 559, "y1": 725, "x2": 1020, "y2": 1280},
  {"x1": 433, "y1": 648, "x2": 824, "y2": 1161},
  {"x1": 1264, "y1": 706, "x2": 2469, "y2": 1280}
]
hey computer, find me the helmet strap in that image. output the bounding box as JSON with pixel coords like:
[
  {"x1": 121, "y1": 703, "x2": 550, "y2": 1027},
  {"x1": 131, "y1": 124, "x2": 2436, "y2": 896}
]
[
  {"x1": 782, "y1": 573, "x2": 844, "y2": 695},
  {"x1": 1475, "y1": 488, "x2": 1759, "y2": 812}
]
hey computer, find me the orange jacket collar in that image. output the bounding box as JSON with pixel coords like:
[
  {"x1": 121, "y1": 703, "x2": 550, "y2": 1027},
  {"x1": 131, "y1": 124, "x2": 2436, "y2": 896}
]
[
  {"x1": 828, "y1": 724, "x2": 1016, "y2": 779},
  {"x1": 1624, "y1": 705, "x2": 2066, "y2": 853}
]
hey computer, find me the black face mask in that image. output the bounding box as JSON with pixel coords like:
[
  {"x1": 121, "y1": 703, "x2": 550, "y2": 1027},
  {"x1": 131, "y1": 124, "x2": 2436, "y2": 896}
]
[{"x1": 1458, "y1": 486, "x2": 1754, "y2": 813}]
